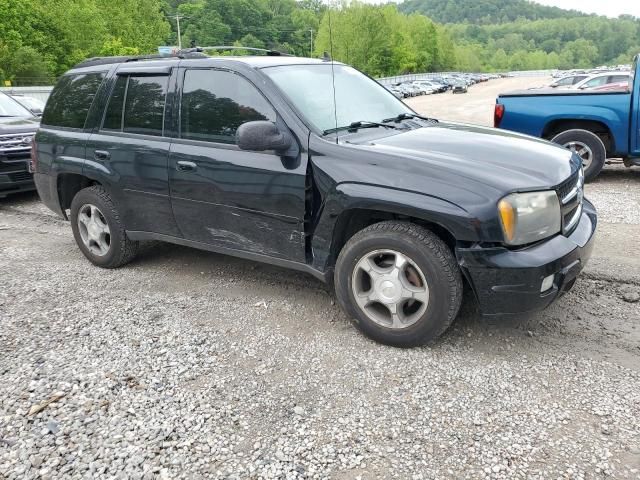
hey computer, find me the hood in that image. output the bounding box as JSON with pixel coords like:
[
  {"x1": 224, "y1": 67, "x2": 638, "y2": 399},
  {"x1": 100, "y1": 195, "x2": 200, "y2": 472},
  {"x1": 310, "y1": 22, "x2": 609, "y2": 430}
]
[
  {"x1": 343, "y1": 122, "x2": 578, "y2": 193},
  {"x1": 0, "y1": 116, "x2": 40, "y2": 134}
]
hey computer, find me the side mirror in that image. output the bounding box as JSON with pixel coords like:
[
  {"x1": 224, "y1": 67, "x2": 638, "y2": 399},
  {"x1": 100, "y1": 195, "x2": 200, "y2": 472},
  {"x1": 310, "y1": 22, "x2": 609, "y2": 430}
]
[{"x1": 236, "y1": 121, "x2": 292, "y2": 153}]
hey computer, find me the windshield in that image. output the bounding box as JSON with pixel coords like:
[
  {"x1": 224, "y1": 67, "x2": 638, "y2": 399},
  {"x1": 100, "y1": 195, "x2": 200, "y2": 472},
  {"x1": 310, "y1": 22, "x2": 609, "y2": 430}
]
[
  {"x1": 0, "y1": 92, "x2": 33, "y2": 117},
  {"x1": 262, "y1": 64, "x2": 412, "y2": 133}
]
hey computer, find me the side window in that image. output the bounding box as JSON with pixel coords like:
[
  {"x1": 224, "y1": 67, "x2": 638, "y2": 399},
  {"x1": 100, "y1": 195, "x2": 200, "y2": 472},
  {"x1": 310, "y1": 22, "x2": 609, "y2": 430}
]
[
  {"x1": 103, "y1": 76, "x2": 127, "y2": 131},
  {"x1": 609, "y1": 75, "x2": 629, "y2": 84},
  {"x1": 101, "y1": 74, "x2": 168, "y2": 136},
  {"x1": 556, "y1": 77, "x2": 573, "y2": 86},
  {"x1": 571, "y1": 76, "x2": 586, "y2": 85},
  {"x1": 586, "y1": 76, "x2": 607, "y2": 88},
  {"x1": 41, "y1": 73, "x2": 105, "y2": 129},
  {"x1": 180, "y1": 69, "x2": 276, "y2": 144}
]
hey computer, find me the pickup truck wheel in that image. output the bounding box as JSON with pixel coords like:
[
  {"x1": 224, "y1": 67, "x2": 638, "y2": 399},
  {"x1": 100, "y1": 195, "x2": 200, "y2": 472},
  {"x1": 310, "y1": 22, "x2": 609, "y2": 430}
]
[
  {"x1": 70, "y1": 185, "x2": 138, "y2": 268},
  {"x1": 334, "y1": 221, "x2": 463, "y2": 347},
  {"x1": 551, "y1": 129, "x2": 606, "y2": 182}
]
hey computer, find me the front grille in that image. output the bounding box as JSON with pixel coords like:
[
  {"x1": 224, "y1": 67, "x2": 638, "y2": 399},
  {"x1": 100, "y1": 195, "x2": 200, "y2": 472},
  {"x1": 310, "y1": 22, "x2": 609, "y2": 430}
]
[
  {"x1": 555, "y1": 168, "x2": 584, "y2": 236},
  {"x1": 0, "y1": 132, "x2": 36, "y2": 156},
  {"x1": 556, "y1": 169, "x2": 579, "y2": 201},
  {"x1": 7, "y1": 171, "x2": 32, "y2": 182}
]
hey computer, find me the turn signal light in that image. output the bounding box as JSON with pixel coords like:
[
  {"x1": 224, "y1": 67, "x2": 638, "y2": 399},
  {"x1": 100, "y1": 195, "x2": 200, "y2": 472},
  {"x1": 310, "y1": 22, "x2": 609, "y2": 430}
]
[{"x1": 498, "y1": 198, "x2": 516, "y2": 242}]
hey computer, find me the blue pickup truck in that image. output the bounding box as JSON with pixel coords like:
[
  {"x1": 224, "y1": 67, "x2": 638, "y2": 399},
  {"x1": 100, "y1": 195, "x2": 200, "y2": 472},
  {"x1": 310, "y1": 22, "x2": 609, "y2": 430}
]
[{"x1": 494, "y1": 56, "x2": 639, "y2": 181}]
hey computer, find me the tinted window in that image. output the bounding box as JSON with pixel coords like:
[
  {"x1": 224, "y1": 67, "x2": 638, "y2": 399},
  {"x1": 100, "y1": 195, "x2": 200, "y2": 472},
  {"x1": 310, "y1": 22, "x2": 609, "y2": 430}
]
[
  {"x1": 102, "y1": 76, "x2": 127, "y2": 131},
  {"x1": 41, "y1": 73, "x2": 105, "y2": 128},
  {"x1": 123, "y1": 76, "x2": 168, "y2": 136},
  {"x1": 571, "y1": 75, "x2": 587, "y2": 84},
  {"x1": 181, "y1": 69, "x2": 276, "y2": 144}
]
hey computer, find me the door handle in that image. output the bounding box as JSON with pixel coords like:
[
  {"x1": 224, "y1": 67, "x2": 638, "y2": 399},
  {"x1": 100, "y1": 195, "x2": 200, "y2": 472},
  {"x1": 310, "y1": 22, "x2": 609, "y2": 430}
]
[
  {"x1": 94, "y1": 150, "x2": 111, "y2": 161},
  {"x1": 176, "y1": 160, "x2": 197, "y2": 172}
]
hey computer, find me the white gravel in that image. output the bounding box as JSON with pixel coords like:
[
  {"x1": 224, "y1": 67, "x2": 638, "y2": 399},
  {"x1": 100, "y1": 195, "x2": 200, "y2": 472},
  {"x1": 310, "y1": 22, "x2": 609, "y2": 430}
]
[{"x1": 1, "y1": 195, "x2": 640, "y2": 479}]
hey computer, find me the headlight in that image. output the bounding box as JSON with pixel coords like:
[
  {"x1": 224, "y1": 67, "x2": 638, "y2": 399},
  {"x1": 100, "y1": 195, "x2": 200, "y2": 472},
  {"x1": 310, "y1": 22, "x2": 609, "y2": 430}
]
[{"x1": 498, "y1": 191, "x2": 561, "y2": 245}]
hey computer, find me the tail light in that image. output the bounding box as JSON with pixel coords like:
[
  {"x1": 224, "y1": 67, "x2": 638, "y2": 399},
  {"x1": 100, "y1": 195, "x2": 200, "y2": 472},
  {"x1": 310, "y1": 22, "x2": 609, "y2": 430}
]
[
  {"x1": 494, "y1": 104, "x2": 505, "y2": 128},
  {"x1": 29, "y1": 138, "x2": 38, "y2": 173}
]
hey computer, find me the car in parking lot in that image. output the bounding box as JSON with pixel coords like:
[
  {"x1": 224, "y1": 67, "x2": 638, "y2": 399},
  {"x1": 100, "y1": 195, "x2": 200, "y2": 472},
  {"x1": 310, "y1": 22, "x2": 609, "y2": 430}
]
[
  {"x1": 570, "y1": 72, "x2": 630, "y2": 90},
  {"x1": 10, "y1": 94, "x2": 46, "y2": 117},
  {"x1": 549, "y1": 74, "x2": 589, "y2": 88},
  {"x1": 495, "y1": 54, "x2": 640, "y2": 181},
  {"x1": 452, "y1": 82, "x2": 468, "y2": 94},
  {"x1": 0, "y1": 92, "x2": 39, "y2": 198},
  {"x1": 33, "y1": 52, "x2": 596, "y2": 347}
]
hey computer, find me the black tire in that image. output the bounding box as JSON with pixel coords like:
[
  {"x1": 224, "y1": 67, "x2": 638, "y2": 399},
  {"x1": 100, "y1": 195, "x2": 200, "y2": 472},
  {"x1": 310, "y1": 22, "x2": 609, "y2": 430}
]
[
  {"x1": 70, "y1": 185, "x2": 138, "y2": 268},
  {"x1": 551, "y1": 129, "x2": 606, "y2": 182},
  {"x1": 334, "y1": 221, "x2": 463, "y2": 347}
]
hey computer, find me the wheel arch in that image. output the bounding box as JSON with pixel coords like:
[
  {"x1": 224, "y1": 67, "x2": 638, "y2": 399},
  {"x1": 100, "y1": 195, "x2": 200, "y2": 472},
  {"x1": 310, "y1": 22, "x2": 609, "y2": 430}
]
[
  {"x1": 310, "y1": 183, "x2": 477, "y2": 272},
  {"x1": 542, "y1": 119, "x2": 615, "y2": 155},
  {"x1": 56, "y1": 173, "x2": 104, "y2": 219}
]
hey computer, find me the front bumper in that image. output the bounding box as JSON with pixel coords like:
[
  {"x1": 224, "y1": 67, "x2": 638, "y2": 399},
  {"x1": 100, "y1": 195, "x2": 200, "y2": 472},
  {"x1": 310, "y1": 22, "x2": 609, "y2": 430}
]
[
  {"x1": 457, "y1": 199, "x2": 597, "y2": 315},
  {"x1": 0, "y1": 155, "x2": 34, "y2": 198}
]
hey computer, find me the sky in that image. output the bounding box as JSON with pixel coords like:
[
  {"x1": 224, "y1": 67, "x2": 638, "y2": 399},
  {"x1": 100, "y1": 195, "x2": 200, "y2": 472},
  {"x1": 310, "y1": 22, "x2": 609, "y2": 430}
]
[
  {"x1": 535, "y1": 0, "x2": 640, "y2": 18},
  {"x1": 358, "y1": 0, "x2": 640, "y2": 18}
]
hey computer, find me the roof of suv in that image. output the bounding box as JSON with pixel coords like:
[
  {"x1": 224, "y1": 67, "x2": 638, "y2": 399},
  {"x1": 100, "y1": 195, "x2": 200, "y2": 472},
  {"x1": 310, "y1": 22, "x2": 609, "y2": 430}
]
[{"x1": 72, "y1": 54, "x2": 336, "y2": 72}]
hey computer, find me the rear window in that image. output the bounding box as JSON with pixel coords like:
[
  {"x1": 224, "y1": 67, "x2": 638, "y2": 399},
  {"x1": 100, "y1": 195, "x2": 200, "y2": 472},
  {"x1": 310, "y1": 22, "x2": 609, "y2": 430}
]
[
  {"x1": 101, "y1": 75, "x2": 168, "y2": 137},
  {"x1": 41, "y1": 73, "x2": 105, "y2": 129}
]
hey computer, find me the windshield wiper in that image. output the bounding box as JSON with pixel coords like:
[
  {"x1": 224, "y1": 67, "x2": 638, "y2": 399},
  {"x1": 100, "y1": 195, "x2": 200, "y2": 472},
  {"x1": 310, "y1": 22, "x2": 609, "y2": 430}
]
[
  {"x1": 322, "y1": 120, "x2": 398, "y2": 136},
  {"x1": 382, "y1": 113, "x2": 438, "y2": 123}
]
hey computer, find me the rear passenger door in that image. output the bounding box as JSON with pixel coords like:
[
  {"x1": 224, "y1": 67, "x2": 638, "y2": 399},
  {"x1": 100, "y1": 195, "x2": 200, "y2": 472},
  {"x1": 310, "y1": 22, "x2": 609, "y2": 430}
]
[
  {"x1": 168, "y1": 68, "x2": 307, "y2": 262},
  {"x1": 85, "y1": 68, "x2": 181, "y2": 237}
]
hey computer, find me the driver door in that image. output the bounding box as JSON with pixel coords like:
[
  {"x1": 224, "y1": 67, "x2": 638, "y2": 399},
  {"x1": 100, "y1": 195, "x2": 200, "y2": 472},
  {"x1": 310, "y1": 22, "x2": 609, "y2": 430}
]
[{"x1": 168, "y1": 68, "x2": 307, "y2": 262}]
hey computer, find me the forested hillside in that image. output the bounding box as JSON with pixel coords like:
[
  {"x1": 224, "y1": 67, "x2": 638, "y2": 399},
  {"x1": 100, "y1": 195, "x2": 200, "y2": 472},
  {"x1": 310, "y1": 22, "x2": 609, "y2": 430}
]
[
  {"x1": 1, "y1": 0, "x2": 639, "y2": 85},
  {"x1": 400, "y1": 0, "x2": 587, "y2": 25}
]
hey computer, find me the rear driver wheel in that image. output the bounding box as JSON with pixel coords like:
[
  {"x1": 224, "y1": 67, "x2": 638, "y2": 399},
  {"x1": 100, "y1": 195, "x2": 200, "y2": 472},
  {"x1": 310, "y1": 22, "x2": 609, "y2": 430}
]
[
  {"x1": 551, "y1": 129, "x2": 606, "y2": 182},
  {"x1": 70, "y1": 185, "x2": 138, "y2": 268}
]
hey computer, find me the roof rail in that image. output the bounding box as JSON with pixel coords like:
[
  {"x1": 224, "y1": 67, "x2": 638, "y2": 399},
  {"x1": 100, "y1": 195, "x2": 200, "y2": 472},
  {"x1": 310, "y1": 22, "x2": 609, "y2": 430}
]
[
  {"x1": 178, "y1": 46, "x2": 293, "y2": 57},
  {"x1": 73, "y1": 52, "x2": 208, "y2": 69}
]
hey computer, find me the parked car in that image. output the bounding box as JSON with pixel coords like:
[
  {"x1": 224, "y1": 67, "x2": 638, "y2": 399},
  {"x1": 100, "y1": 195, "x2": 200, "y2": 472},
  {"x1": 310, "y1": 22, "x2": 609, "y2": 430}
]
[
  {"x1": 414, "y1": 80, "x2": 446, "y2": 93},
  {"x1": 385, "y1": 85, "x2": 404, "y2": 99},
  {"x1": 396, "y1": 83, "x2": 416, "y2": 97},
  {"x1": 590, "y1": 81, "x2": 630, "y2": 92},
  {"x1": 33, "y1": 53, "x2": 595, "y2": 347},
  {"x1": 10, "y1": 95, "x2": 46, "y2": 117},
  {"x1": 495, "y1": 55, "x2": 640, "y2": 181},
  {"x1": 570, "y1": 72, "x2": 630, "y2": 90},
  {"x1": 409, "y1": 83, "x2": 432, "y2": 95},
  {"x1": 452, "y1": 82, "x2": 468, "y2": 94},
  {"x1": 0, "y1": 92, "x2": 39, "y2": 198},
  {"x1": 548, "y1": 74, "x2": 589, "y2": 88}
]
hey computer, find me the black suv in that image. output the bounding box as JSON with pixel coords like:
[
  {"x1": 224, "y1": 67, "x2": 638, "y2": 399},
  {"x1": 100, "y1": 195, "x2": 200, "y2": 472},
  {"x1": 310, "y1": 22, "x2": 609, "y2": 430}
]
[
  {"x1": 33, "y1": 53, "x2": 596, "y2": 347},
  {"x1": 0, "y1": 91, "x2": 39, "y2": 197}
]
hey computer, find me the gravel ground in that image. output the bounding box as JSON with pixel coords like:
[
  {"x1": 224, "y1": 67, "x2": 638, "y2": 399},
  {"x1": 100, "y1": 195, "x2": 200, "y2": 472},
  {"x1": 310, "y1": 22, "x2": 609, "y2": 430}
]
[{"x1": 1, "y1": 77, "x2": 640, "y2": 479}]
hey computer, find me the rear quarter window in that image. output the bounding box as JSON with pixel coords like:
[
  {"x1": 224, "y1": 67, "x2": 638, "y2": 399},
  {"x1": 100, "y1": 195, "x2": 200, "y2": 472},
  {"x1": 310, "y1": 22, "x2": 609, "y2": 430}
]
[{"x1": 41, "y1": 73, "x2": 105, "y2": 129}]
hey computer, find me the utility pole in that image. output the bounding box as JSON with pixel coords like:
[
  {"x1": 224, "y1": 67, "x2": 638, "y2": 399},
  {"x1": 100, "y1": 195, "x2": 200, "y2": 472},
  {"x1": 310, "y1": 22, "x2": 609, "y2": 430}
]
[
  {"x1": 176, "y1": 15, "x2": 183, "y2": 50},
  {"x1": 309, "y1": 29, "x2": 314, "y2": 57},
  {"x1": 167, "y1": 15, "x2": 185, "y2": 50}
]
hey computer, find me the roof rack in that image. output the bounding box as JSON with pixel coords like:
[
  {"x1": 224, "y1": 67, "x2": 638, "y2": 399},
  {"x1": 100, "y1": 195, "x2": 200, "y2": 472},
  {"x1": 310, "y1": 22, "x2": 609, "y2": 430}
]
[
  {"x1": 178, "y1": 46, "x2": 293, "y2": 57},
  {"x1": 72, "y1": 45, "x2": 293, "y2": 69},
  {"x1": 73, "y1": 52, "x2": 208, "y2": 69}
]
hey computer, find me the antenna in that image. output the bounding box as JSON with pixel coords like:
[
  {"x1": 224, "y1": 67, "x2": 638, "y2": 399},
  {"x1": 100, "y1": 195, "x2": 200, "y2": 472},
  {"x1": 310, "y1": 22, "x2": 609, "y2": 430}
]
[{"x1": 328, "y1": 4, "x2": 339, "y2": 142}]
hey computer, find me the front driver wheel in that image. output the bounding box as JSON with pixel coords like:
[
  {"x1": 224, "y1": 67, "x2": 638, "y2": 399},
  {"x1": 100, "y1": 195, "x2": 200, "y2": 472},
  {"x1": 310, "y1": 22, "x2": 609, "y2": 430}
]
[{"x1": 334, "y1": 221, "x2": 463, "y2": 347}]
